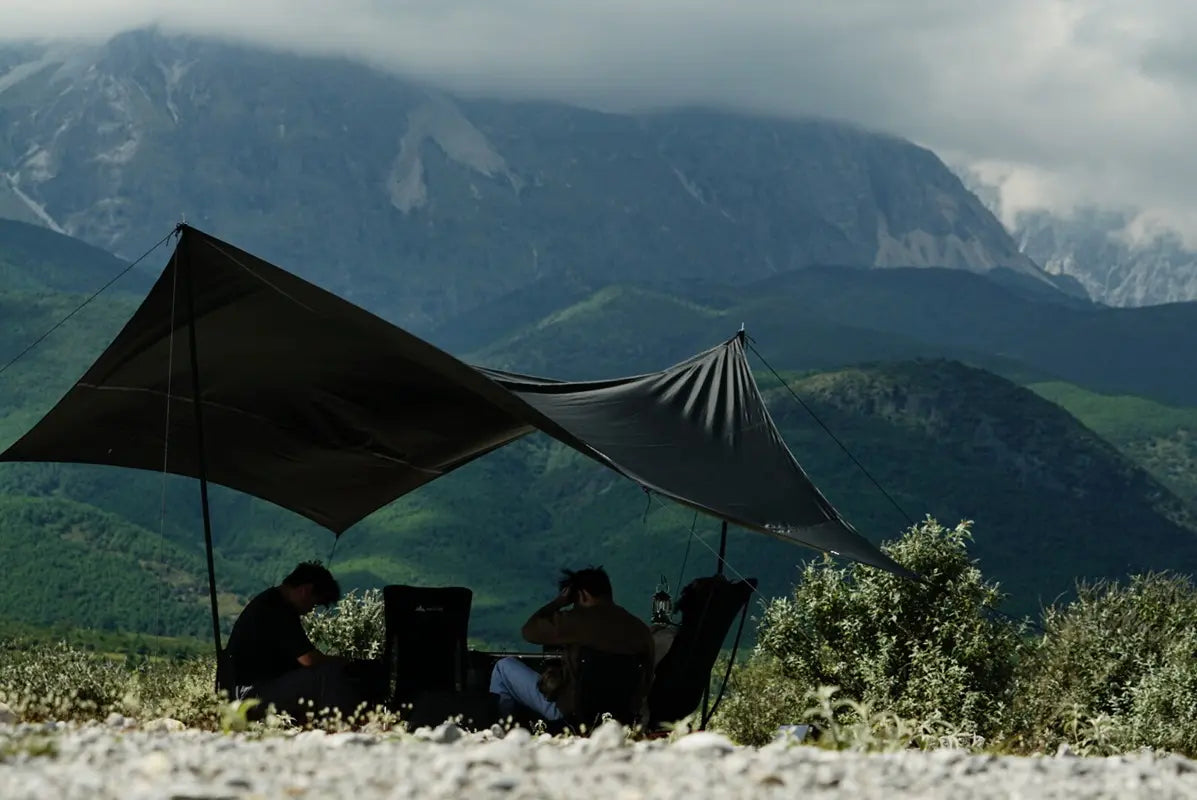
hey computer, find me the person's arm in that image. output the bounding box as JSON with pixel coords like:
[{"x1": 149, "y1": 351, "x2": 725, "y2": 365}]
[
  {"x1": 521, "y1": 588, "x2": 578, "y2": 645},
  {"x1": 296, "y1": 649, "x2": 347, "y2": 667},
  {"x1": 276, "y1": 608, "x2": 341, "y2": 668}
]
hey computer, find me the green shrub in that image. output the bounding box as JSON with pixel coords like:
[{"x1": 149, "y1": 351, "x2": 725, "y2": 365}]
[
  {"x1": 0, "y1": 638, "x2": 223, "y2": 725},
  {"x1": 1012, "y1": 572, "x2": 1197, "y2": 755},
  {"x1": 302, "y1": 588, "x2": 385, "y2": 660},
  {"x1": 0, "y1": 590, "x2": 390, "y2": 730},
  {"x1": 708, "y1": 654, "x2": 808, "y2": 746},
  {"x1": 713, "y1": 517, "x2": 1025, "y2": 747}
]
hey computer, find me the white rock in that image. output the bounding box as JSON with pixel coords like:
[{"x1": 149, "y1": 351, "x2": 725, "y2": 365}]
[
  {"x1": 589, "y1": 719, "x2": 626, "y2": 749},
  {"x1": 428, "y1": 722, "x2": 463, "y2": 744},
  {"x1": 670, "y1": 731, "x2": 736, "y2": 754},
  {"x1": 143, "y1": 717, "x2": 185, "y2": 733},
  {"x1": 0, "y1": 702, "x2": 15, "y2": 725},
  {"x1": 133, "y1": 751, "x2": 172, "y2": 777},
  {"x1": 327, "y1": 732, "x2": 379, "y2": 748},
  {"x1": 502, "y1": 727, "x2": 532, "y2": 745},
  {"x1": 104, "y1": 712, "x2": 127, "y2": 728}
]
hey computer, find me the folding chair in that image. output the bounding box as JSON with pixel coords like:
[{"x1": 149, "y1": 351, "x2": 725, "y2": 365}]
[
  {"x1": 571, "y1": 646, "x2": 651, "y2": 730},
  {"x1": 380, "y1": 584, "x2": 473, "y2": 712},
  {"x1": 646, "y1": 574, "x2": 756, "y2": 729}
]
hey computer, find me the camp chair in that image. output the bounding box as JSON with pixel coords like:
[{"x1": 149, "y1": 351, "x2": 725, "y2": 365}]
[
  {"x1": 571, "y1": 646, "x2": 651, "y2": 730},
  {"x1": 520, "y1": 646, "x2": 649, "y2": 736},
  {"x1": 380, "y1": 584, "x2": 473, "y2": 713},
  {"x1": 647, "y1": 574, "x2": 756, "y2": 730}
]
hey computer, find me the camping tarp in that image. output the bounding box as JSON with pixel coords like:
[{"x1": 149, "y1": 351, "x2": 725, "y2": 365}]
[{"x1": 0, "y1": 225, "x2": 910, "y2": 577}]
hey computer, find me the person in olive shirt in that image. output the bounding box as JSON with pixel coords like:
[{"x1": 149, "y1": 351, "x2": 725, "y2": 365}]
[
  {"x1": 489, "y1": 566, "x2": 654, "y2": 722},
  {"x1": 221, "y1": 561, "x2": 366, "y2": 722}
]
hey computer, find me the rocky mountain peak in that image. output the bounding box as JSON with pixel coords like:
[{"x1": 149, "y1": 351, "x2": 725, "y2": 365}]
[{"x1": 1, "y1": 28, "x2": 1071, "y2": 328}]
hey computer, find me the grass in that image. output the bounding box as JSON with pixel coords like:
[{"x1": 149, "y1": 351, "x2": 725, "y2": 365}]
[{"x1": 1028, "y1": 381, "x2": 1197, "y2": 440}]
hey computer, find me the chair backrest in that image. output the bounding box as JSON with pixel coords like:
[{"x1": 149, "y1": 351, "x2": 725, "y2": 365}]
[
  {"x1": 647, "y1": 574, "x2": 756, "y2": 725},
  {"x1": 381, "y1": 584, "x2": 473, "y2": 708},
  {"x1": 573, "y1": 645, "x2": 649, "y2": 729}
]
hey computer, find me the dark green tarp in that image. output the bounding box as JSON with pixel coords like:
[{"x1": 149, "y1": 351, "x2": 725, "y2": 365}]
[{"x1": 0, "y1": 225, "x2": 910, "y2": 578}]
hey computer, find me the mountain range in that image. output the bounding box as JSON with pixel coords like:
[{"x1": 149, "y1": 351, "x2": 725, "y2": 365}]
[{"x1": 0, "y1": 28, "x2": 1083, "y2": 336}]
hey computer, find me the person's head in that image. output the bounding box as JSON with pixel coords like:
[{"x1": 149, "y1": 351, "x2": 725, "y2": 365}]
[
  {"x1": 279, "y1": 561, "x2": 341, "y2": 614},
  {"x1": 559, "y1": 565, "x2": 613, "y2": 607}
]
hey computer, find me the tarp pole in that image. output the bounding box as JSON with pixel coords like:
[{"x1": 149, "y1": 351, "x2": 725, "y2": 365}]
[
  {"x1": 182, "y1": 235, "x2": 223, "y2": 663},
  {"x1": 701, "y1": 519, "x2": 730, "y2": 727}
]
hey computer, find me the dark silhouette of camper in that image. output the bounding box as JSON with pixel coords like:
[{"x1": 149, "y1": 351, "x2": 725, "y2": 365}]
[
  {"x1": 218, "y1": 561, "x2": 371, "y2": 721},
  {"x1": 489, "y1": 566, "x2": 654, "y2": 727}
]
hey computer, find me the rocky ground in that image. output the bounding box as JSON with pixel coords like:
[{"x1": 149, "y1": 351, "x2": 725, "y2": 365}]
[{"x1": 3, "y1": 716, "x2": 1197, "y2": 799}]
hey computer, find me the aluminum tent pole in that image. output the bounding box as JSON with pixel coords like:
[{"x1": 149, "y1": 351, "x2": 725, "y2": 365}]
[
  {"x1": 701, "y1": 519, "x2": 730, "y2": 726},
  {"x1": 181, "y1": 232, "x2": 223, "y2": 663}
]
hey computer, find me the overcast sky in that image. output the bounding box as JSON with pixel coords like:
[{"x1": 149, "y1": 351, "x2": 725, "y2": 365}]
[{"x1": 4, "y1": 0, "x2": 1196, "y2": 244}]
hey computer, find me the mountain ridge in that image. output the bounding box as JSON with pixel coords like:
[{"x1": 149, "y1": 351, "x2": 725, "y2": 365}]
[{"x1": 0, "y1": 28, "x2": 1067, "y2": 332}]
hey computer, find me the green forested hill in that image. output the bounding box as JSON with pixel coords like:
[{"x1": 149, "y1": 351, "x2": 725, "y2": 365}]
[
  {"x1": 1029, "y1": 382, "x2": 1197, "y2": 510},
  {"x1": 465, "y1": 266, "x2": 1197, "y2": 407},
  {"x1": 0, "y1": 218, "x2": 154, "y2": 296},
  {"x1": 768, "y1": 362, "x2": 1197, "y2": 609},
  {"x1": 3, "y1": 223, "x2": 1197, "y2": 647}
]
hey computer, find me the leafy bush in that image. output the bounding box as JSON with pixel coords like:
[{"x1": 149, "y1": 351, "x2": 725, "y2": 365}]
[
  {"x1": 1012, "y1": 572, "x2": 1197, "y2": 755},
  {"x1": 714, "y1": 517, "x2": 1025, "y2": 747},
  {"x1": 302, "y1": 588, "x2": 385, "y2": 660},
  {"x1": 0, "y1": 589, "x2": 392, "y2": 730},
  {"x1": 0, "y1": 638, "x2": 224, "y2": 726}
]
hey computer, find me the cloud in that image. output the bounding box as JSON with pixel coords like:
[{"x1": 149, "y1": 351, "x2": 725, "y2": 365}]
[{"x1": 4, "y1": 0, "x2": 1197, "y2": 244}]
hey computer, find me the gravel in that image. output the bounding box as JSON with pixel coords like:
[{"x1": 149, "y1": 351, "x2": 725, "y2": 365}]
[{"x1": 4, "y1": 718, "x2": 1197, "y2": 799}]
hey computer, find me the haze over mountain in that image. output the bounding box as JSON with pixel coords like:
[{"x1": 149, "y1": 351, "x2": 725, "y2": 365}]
[{"x1": 0, "y1": 29, "x2": 1075, "y2": 334}]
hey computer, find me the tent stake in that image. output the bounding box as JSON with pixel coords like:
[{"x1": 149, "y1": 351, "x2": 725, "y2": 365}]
[{"x1": 182, "y1": 234, "x2": 223, "y2": 665}]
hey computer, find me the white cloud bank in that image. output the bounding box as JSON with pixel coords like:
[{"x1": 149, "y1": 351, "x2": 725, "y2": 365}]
[{"x1": 3, "y1": 0, "x2": 1197, "y2": 244}]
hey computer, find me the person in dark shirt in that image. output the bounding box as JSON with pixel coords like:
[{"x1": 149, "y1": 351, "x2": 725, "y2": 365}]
[
  {"x1": 221, "y1": 561, "x2": 367, "y2": 722},
  {"x1": 489, "y1": 566, "x2": 654, "y2": 723}
]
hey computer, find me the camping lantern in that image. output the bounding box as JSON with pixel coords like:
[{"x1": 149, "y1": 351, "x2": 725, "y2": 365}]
[{"x1": 651, "y1": 575, "x2": 673, "y2": 624}]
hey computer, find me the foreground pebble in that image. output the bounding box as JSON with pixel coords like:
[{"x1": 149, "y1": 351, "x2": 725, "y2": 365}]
[{"x1": 3, "y1": 719, "x2": 1197, "y2": 799}]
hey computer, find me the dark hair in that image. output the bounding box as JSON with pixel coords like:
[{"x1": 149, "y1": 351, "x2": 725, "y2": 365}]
[
  {"x1": 558, "y1": 566, "x2": 612, "y2": 600},
  {"x1": 282, "y1": 561, "x2": 341, "y2": 606}
]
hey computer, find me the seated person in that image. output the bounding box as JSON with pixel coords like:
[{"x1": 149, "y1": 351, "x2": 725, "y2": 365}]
[
  {"x1": 221, "y1": 561, "x2": 368, "y2": 722},
  {"x1": 489, "y1": 566, "x2": 654, "y2": 723}
]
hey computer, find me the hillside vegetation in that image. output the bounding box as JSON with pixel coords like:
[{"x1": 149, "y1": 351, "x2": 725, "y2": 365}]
[
  {"x1": 1029, "y1": 382, "x2": 1197, "y2": 509},
  {"x1": 3, "y1": 222, "x2": 1197, "y2": 646},
  {"x1": 469, "y1": 267, "x2": 1197, "y2": 407}
]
